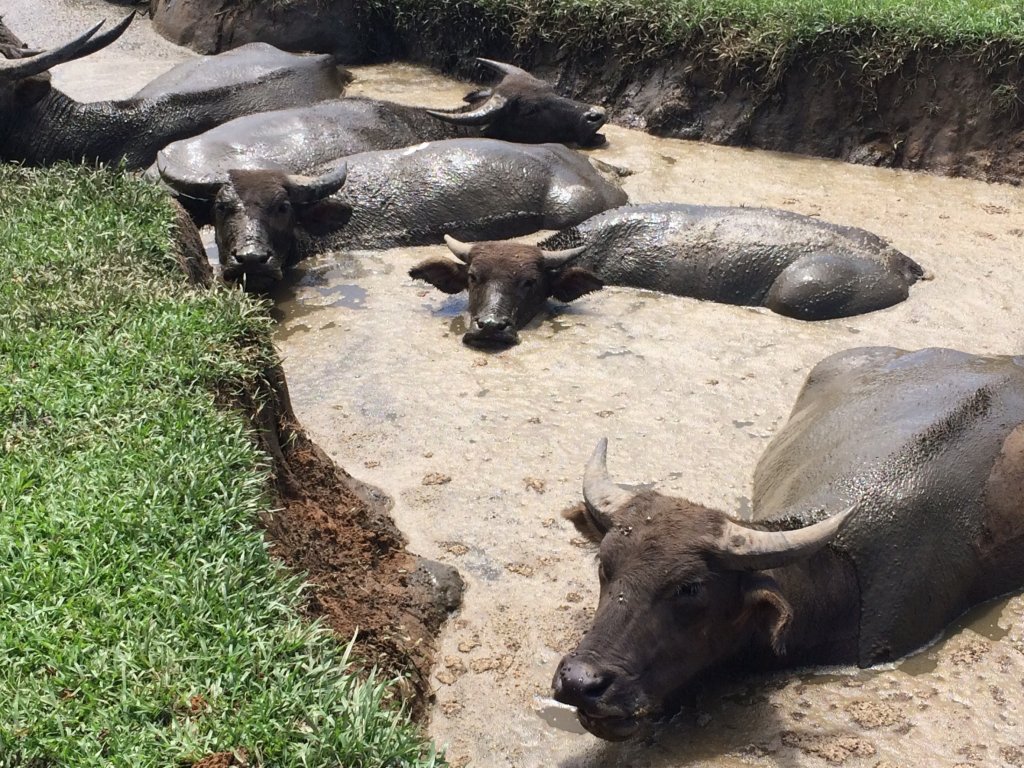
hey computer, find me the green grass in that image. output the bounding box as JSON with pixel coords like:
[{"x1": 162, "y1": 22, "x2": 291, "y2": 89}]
[
  {"x1": 370, "y1": 0, "x2": 1024, "y2": 77},
  {"x1": 0, "y1": 164, "x2": 440, "y2": 767}
]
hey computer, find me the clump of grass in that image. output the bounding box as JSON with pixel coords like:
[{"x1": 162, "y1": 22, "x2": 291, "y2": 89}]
[
  {"x1": 0, "y1": 164, "x2": 441, "y2": 767},
  {"x1": 369, "y1": 0, "x2": 1024, "y2": 78}
]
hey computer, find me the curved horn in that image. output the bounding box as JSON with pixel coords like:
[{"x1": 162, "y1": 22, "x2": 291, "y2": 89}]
[
  {"x1": 476, "y1": 57, "x2": 532, "y2": 79},
  {"x1": 285, "y1": 163, "x2": 348, "y2": 206},
  {"x1": 426, "y1": 93, "x2": 509, "y2": 127},
  {"x1": 0, "y1": 14, "x2": 133, "y2": 80},
  {"x1": 714, "y1": 504, "x2": 857, "y2": 572},
  {"x1": 157, "y1": 159, "x2": 222, "y2": 201},
  {"x1": 443, "y1": 234, "x2": 475, "y2": 263},
  {"x1": 540, "y1": 246, "x2": 587, "y2": 270},
  {"x1": 582, "y1": 438, "x2": 633, "y2": 531}
]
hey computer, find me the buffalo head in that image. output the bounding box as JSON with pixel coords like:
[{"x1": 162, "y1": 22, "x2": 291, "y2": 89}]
[
  {"x1": 554, "y1": 439, "x2": 856, "y2": 740},
  {"x1": 0, "y1": 15, "x2": 133, "y2": 113},
  {"x1": 160, "y1": 164, "x2": 351, "y2": 292},
  {"x1": 427, "y1": 59, "x2": 607, "y2": 148},
  {"x1": 410, "y1": 235, "x2": 603, "y2": 348}
]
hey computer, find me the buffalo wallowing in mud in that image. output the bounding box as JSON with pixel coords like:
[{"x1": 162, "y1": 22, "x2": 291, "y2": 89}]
[{"x1": 556, "y1": 346, "x2": 1024, "y2": 740}]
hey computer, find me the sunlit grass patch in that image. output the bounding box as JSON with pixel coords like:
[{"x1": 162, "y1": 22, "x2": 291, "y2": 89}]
[
  {"x1": 0, "y1": 165, "x2": 440, "y2": 767},
  {"x1": 373, "y1": 0, "x2": 1024, "y2": 76}
]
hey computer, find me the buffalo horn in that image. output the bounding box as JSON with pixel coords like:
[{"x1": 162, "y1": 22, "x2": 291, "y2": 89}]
[
  {"x1": 157, "y1": 161, "x2": 222, "y2": 201},
  {"x1": 0, "y1": 14, "x2": 133, "y2": 80},
  {"x1": 476, "y1": 57, "x2": 532, "y2": 79},
  {"x1": 286, "y1": 163, "x2": 348, "y2": 206},
  {"x1": 714, "y1": 504, "x2": 857, "y2": 572},
  {"x1": 426, "y1": 93, "x2": 510, "y2": 127},
  {"x1": 443, "y1": 234, "x2": 475, "y2": 263},
  {"x1": 582, "y1": 438, "x2": 633, "y2": 531},
  {"x1": 540, "y1": 246, "x2": 587, "y2": 270}
]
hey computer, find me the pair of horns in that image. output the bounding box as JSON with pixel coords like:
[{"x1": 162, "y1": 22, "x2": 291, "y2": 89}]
[
  {"x1": 583, "y1": 438, "x2": 857, "y2": 571},
  {"x1": 157, "y1": 161, "x2": 348, "y2": 204},
  {"x1": 426, "y1": 58, "x2": 535, "y2": 127},
  {"x1": 443, "y1": 234, "x2": 586, "y2": 268},
  {"x1": 0, "y1": 13, "x2": 133, "y2": 81}
]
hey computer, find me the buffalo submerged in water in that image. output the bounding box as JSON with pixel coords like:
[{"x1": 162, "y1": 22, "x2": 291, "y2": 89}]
[
  {"x1": 154, "y1": 57, "x2": 609, "y2": 197},
  {"x1": 540, "y1": 203, "x2": 928, "y2": 320},
  {"x1": 555, "y1": 346, "x2": 1024, "y2": 741},
  {"x1": 159, "y1": 138, "x2": 627, "y2": 291}
]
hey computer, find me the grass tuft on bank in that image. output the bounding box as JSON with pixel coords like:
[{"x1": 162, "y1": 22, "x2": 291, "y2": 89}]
[
  {"x1": 371, "y1": 0, "x2": 1024, "y2": 78},
  {"x1": 0, "y1": 164, "x2": 440, "y2": 767}
]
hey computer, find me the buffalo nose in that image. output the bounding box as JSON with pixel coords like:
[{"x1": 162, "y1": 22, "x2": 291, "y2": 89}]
[
  {"x1": 233, "y1": 250, "x2": 271, "y2": 265},
  {"x1": 585, "y1": 107, "x2": 606, "y2": 124},
  {"x1": 553, "y1": 657, "x2": 613, "y2": 707}
]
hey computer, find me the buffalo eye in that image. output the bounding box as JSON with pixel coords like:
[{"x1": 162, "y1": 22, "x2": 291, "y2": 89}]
[
  {"x1": 673, "y1": 582, "x2": 704, "y2": 599},
  {"x1": 520, "y1": 277, "x2": 536, "y2": 290},
  {"x1": 276, "y1": 200, "x2": 292, "y2": 215},
  {"x1": 215, "y1": 200, "x2": 232, "y2": 214},
  {"x1": 467, "y1": 272, "x2": 478, "y2": 285},
  {"x1": 598, "y1": 562, "x2": 610, "y2": 583}
]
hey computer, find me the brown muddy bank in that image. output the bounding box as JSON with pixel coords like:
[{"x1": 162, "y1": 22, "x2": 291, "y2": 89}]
[
  {"x1": 167, "y1": 205, "x2": 463, "y2": 715},
  {"x1": 147, "y1": 0, "x2": 1024, "y2": 184},
  {"x1": 252, "y1": 367, "x2": 464, "y2": 715}
]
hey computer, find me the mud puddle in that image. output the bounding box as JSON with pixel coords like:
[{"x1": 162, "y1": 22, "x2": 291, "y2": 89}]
[
  {"x1": 11, "y1": 4, "x2": 1024, "y2": 764},
  {"x1": 274, "y1": 68, "x2": 1024, "y2": 768}
]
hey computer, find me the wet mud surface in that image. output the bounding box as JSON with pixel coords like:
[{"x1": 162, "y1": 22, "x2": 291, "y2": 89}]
[
  {"x1": 279, "y1": 67, "x2": 1024, "y2": 767},
  {"x1": 10, "y1": 3, "x2": 1024, "y2": 765}
]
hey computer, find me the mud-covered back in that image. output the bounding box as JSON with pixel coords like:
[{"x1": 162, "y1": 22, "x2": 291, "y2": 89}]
[
  {"x1": 328, "y1": 139, "x2": 626, "y2": 248},
  {"x1": 752, "y1": 346, "x2": 1024, "y2": 665}
]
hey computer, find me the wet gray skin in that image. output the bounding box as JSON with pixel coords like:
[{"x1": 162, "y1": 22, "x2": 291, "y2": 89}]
[
  {"x1": 0, "y1": 16, "x2": 347, "y2": 167},
  {"x1": 154, "y1": 58, "x2": 608, "y2": 196},
  {"x1": 556, "y1": 347, "x2": 1024, "y2": 740},
  {"x1": 541, "y1": 203, "x2": 927, "y2": 319},
  {"x1": 161, "y1": 138, "x2": 627, "y2": 291}
]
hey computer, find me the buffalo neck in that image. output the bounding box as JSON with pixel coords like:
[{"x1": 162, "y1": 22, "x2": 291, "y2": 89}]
[
  {"x1": 744, "y1": 548, "x2": 861, "y2": 670},
  {"x1": 5, "y1": 88, "x2": 148, "y2": 166}
]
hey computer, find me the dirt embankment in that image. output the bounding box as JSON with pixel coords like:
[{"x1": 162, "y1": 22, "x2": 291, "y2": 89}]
[
  {"x1": 252, "y1": 367, "x2": 464, "y2": 715},
  {"x1": 172, "y1": 217, "x2": 463, "y2": 717},
  {"x1": 148, "y1": 0, "x2": 1024, "y2": 185}
]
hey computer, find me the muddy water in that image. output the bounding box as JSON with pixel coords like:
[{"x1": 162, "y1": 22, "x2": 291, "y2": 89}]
[
  {"x1": 279, "y1": 71, "x2": 1024, "y2": 768},
  {"x1": 10, "y1": 3, "x2": 1024, "y2": 766}
]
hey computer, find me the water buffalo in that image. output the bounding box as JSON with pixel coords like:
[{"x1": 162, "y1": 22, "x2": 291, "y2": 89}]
[
  {"x1": 554, "y1": 346, "x2": 1024, "y2": 741},
  {"x1": 158, "y1": 138, "x2": 627, "y2": 292},
  {"x1": 410, "y1": 236, "x2": 603, "y2": 348},
  {"x1": 154, "y1": 58, "x2": 609, "y2": 196},
  {"x1": 539, "y1": 203, "x2": 927, "y2": 319},
  {"x1": 0, "y1": 15, "x2": 348, "y2": 167}
]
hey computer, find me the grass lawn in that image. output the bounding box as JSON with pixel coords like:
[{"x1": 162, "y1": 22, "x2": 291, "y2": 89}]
[
  {"x1": 0, "y1": 164, "x2": 440, "y2": 767},
  {"x1": 373, "y1": 0, "x2": 1024, "y2": 74}
]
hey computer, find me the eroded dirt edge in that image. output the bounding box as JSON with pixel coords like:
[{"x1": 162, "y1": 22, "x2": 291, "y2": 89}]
[{"x1": 171, "y1": 210, "x2": 464, "y2": 734}]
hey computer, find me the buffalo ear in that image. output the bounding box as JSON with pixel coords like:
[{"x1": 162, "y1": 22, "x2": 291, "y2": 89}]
[
  {"x1": 297, "y1": 199, "x2": 352, "y2": 237},
  {"x1": 562, "y1": 502, "x2": 608, "y2": 544},
  {"x1": 409, "y1": 259, "x2": 468, "y2": 294},
  {"x1": 742, "y1": 574, "x2": 793, "y2": 655},
  {"x1": 552, "y1": 267, "x2": 603, "y2": 303}
]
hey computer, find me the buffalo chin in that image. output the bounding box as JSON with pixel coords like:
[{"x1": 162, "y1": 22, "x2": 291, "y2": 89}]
[
  {"x1": 576, "y1": 710, "x2": 644, "y2": 741},
  {"x1": 462, "y1": 330, "x2": 519, "y2": 349},
  {"x1": 578, "y1": 132, "x2": 607, "y2": 148},
  {"x1": 223, "y1": 269, "x2": 283, "y2": 294}
]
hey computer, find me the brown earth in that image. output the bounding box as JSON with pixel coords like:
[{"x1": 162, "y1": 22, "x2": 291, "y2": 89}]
[
  {"x1": 146, "y1": 0, "x2": 1024, "y2": 185},
  {"x1": 251, "y1": 368, "x2": 464, "y2": 717},
  {"x1": 169, "y1": 218, "x2": 464, "y2": 724}
]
